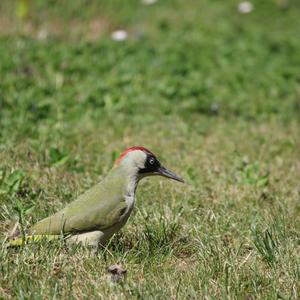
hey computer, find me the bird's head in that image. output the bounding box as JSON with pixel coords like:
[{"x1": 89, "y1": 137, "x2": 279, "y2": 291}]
[{"x1": 114, "y1": 146, "x2": 184, "y2": 183}]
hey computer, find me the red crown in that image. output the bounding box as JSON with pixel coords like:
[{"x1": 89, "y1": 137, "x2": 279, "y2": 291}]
[{"x1": 114, "y1": 146, "x2": 154, "y2": 166}]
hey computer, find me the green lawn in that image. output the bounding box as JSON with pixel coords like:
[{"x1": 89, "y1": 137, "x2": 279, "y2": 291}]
[{"x1": 0, "y1": 0, "x2": 300, "y2": 298}]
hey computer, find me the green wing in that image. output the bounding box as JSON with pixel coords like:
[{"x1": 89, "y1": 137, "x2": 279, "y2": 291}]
[{"x1": 29, "y1": 171, "x2": 128, "y2": 235}]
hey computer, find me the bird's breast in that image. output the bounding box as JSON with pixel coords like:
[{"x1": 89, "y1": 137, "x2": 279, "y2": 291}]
[{"x1": 122, "y1": 194, "x2": 135, "y2": 219}]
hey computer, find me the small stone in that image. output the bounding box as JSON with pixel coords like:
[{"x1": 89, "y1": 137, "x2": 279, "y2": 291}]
[
  {"x1": 210, "y1": 103, "x2": 219, "y2": 114},
  {"x1": 37, "y1": 29, "x2": 48, "y2": 40},
  {"x1": 107, "y1": 264, "x2": 127, "y2": 283}
]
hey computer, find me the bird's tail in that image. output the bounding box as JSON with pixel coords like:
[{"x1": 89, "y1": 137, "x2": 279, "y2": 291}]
[{"x1": 8, "y1": 234, "x2": 62, "y2": 247}]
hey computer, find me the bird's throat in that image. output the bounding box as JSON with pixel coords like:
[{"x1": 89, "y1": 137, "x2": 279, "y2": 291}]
[{"x1": 125, "y1": 175, "x2": 139, "y2": 198}]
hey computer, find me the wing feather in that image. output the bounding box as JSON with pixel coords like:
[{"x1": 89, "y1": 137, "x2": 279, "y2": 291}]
[{"x1": 29, "y1": 173, "x2": 128, "y2": 235}]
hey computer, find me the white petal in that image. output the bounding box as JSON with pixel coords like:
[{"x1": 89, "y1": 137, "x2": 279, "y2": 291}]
[
  {"x1": 142, "y1": 0, "x2": 157, "y2": 5},
  {"x1": 238, "y1": 1, "x2": 254, "y2": 14},
  {"x1": 111, "y1": 30, "x2": 128, "y2": 42}
]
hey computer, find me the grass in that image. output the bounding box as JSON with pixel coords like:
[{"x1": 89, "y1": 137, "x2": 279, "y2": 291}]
[{"x1": 0, "y1": 0, "x2": 300, "y2": 298}]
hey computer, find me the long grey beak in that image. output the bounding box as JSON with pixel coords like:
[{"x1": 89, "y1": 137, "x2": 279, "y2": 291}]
[{"x1": 158, "y1": 166, "x2": 184, "y2": 183}]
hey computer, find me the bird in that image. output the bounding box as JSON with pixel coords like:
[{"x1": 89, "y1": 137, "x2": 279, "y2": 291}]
[{"x1": 9, "y1": 146, "x2": 184, "y2": 250}]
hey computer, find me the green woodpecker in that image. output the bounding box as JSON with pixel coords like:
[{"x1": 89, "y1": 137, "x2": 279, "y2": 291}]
[{"x1": 10, "y1": 147, "x2": 184, "y2": 249}]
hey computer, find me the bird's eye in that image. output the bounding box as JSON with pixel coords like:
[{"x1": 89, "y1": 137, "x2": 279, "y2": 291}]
[{"x1": 149, "y1": 157, "x2": 155, "y2": 165}]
